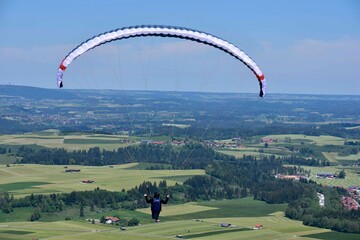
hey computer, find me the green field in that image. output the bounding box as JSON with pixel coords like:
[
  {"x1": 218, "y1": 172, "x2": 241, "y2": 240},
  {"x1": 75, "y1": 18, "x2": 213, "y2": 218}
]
[
  {"x1": 216, "y1": 134, "x2": 357, "y2": 160},
  {"x1": 1, "y1": 198, "x2": 359, "y2": 240},
  {"x1": 0, "y1": 130, "x2": 134, "y2": 151},
  {"x1": 138, "y1": 198, "x2": 287, "y2": 220},
  {"x1": 217, "y1": 146, "x2": 289, "y2": 159},
  {"x1": 322, "y1": 152, "x2": 360, "y2": 164},
  {"x1": 301, "y1": 166, "x2": 360, "y2": 187},
  {"x1": 0, "y1": 164, "x2": 204, "y2": 197},
  {"x1": 263, "y1": 134, "x2": 345, "y2": 146}
]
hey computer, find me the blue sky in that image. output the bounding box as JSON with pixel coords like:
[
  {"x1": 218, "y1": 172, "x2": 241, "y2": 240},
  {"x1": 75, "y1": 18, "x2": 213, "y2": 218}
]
[{"x1": 0, "y1": 0, "x2": 359, "y2": 94}]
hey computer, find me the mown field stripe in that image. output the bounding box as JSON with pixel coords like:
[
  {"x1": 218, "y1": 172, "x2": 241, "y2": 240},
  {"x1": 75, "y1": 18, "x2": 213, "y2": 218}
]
[{"x1": 183, "y1": 228, "x2": 252, "y2": 238}]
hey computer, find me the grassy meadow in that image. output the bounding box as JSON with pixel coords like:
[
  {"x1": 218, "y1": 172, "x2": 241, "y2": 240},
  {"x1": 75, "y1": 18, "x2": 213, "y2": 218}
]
[
  {"x1": 0, "y1": 130, "x2": 134, "y2": 151},
  {"x1": 1, "y1": 198, "x2": 359, "y2": 240},
  {"x1": 217, "y1": 147, "x2": 288, "y2": 159},
  {"x1": 0, "y1": 164, "x2": 204, "y2": 198},
  {"x1": 322, "y1": 152, "x2": 360, "y2": 164},
  {"x1": 262, "y1": 134, "x2": 345, "y2": 146},
  {"x1": 302, "y1": 165, "x2": 360, "y2": 187},
  {"x1": 219, "y1": 134, "x2": 360, "y2": 165}
]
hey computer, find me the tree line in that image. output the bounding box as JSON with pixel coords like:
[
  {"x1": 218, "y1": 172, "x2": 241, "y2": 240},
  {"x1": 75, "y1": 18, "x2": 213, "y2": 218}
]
[
  {"x1": 150, "y1": 123, "x2": 360, "y2": 140},
  {"x1": 17, "y1": 143, "x2": 329, "y2": 167},
  {"x1": 285, "y1": 185, "x2": 360, "y2": 233},
  {"x1": 17, "y1": 143, "x2": 234, "y2": 168}
]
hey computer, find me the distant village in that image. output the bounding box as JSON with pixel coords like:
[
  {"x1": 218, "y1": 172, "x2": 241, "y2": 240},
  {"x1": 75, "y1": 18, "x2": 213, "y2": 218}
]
[
  {"x1": 140, "y1": 137, "x2": 246, "y2": 149},
  {"x1": 342, "y1": 186, "x2": 360, "y2": 211},
  {"x1": 275, "y1": 173, "x2": 359, "y2": 211}
]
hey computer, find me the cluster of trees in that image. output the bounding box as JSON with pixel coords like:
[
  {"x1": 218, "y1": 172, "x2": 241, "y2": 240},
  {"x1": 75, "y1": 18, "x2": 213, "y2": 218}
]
[
  {"x1": 339, "y1": 148, "x2": 359, "y2": 156},
  {"x1": 16, "y1": 143, "x2": 329, "y2": 169},
  {"x1": 253, "y1": 179, "x2": 314, "y2": 204},
  {"x1": 281, "y1": 155, "x2": 329, "y2": 166},
  {"x1": 29, "y1": 208, "x2": 41, "y2": 221},
  {"x1": 0, "y1": 147, "x2": 9, "y2": 154},
  {"x1": 0, "y1": 192, "x2": 13, "y2": 213},
  {"x1": 17, "y1": 143, "x2": 234, "y2": 169},
  {"x1": 338, "y1": 170, "x2": 346, "y2": 179},
  {"x1": 285, "y1": 186, "x2": 360, "y2": 233},
  {"x1": 0, "y1": 118, "x2": 36, "y2": 134},
  {"x1": 344, "y1": 140, "x2": 360, "y2": 146},
  {"x1": 151, "y1": 122, "x2": 360, "y2": 141},
  {"x1": 1, "y1": 189, "x2": 128, "y2": 216}
]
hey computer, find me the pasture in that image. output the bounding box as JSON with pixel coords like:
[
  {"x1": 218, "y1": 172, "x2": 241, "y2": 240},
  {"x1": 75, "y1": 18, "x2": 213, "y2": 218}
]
[
  {"x1": 262, "y1": 134, "x2": 345, "y2": 146},
  {"x1": 0, "y1": 163, "x2": 204, "y2": 197},
  {"x1": 0, "y1": 130, "x2": 134, "y2": 151},
  {"x1": 217, "y1": 146, "x2": 289, "y2": 159},
  {"x1": 147, "y1": 198, "x2": 288, "y2": 220},
  {"x1": 322, "y1": 152, "x2": 360, "y2": 164},
  {"x1": 216, "y1": 134, "x2": 357, "y2": 160},
  {"x1": 302, "y1": 166, "x2": 360, "y2": 187},
  {"x1": 1, "y1": 198, "x2": 359, "y2": 240}
]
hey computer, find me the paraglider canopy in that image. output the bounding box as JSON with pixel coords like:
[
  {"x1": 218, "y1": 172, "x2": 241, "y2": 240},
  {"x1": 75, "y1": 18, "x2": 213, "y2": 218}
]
[{"x1": 56, "y1": 25, "x2": 267, "y2": 97}]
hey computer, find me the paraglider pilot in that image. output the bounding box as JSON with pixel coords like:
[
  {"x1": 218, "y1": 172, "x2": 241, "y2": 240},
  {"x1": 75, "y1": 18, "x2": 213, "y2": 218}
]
[{"x1": 144, "y1": 192, "x2": 169, "y2": 222}]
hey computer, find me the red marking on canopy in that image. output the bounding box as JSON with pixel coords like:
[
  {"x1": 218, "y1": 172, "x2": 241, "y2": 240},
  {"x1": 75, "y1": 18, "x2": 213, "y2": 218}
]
[{"x1": 59, "y1": 63, "x2": 66, "y2": 71}]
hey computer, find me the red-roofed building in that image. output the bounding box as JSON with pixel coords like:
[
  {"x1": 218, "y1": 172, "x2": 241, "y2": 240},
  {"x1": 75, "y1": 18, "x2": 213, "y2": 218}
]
[
  {"x1": 105, "y1": 216, "x2": 120, "y2": 223},
  {"x1": 341, "y1": 196, "x2": 359, "y2": 210}
]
